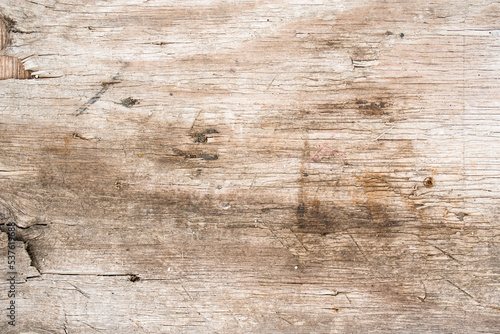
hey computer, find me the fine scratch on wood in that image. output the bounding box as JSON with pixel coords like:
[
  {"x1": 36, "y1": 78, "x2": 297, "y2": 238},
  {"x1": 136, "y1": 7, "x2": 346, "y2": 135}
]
[
  {"x1": 68, "y1": 283, "x2": 90, "y2": 299},
  {"x1": 427, "y1": 243, "x2": 462, "y2": 265},
  {"x1": 129, "y1": 319, "x2": 149, "y2": 333},
  {"x1": 277, "y1": 314, "x2": 294, "y2": 326},
  {"x1": 261, "y1": 220, "x2": 308, "y2": 258},
  {"x1": 77, "y1": 320, "x2": 105, "y2": 332},
  {"x1": 265, "y1": 74, "x2": 278, "y2": 91},
  {"x1": 373, "y1": 124, "x2": 396, "y2": 140},
  {"x1": 181, "y1": 284, "x2": 194, "y2": 302},
  {"x1": 349, "y1": 234, "x2": 369, "y2": 263}
]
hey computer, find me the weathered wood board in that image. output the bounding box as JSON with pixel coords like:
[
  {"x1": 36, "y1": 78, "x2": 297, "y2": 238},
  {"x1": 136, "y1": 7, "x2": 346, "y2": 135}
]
[{"x1": 1, "y1": 0, "x2": 499, "y2": 333}]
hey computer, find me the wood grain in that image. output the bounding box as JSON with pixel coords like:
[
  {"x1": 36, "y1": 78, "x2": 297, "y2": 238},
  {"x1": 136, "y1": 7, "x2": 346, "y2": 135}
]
[
  {"x1": 0, "y1": 0, "x2": 499, "y2": 333},
  {"x1": 0, "y1": 55, "x2": 31, "y2": 80}
]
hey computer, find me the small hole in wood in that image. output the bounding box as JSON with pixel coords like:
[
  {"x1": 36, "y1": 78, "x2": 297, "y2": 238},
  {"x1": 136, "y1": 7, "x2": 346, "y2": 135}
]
[
  {"x1": 128, "y1": 274, "x2": 141, "y2": 282},
  {"x1": 423, "y1": 177, "x2": 433, "y2": 188}
]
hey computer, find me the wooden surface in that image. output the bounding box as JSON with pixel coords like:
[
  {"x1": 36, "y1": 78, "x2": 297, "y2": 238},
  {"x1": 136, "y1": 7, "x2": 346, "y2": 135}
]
[{"x1": 1, "y1": 0, "x2": 500, "y2": 333}]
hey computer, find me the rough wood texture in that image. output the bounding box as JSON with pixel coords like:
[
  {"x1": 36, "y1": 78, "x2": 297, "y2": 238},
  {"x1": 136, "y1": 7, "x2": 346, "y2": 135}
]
[
  {"x1": 1, "y1": 0, "x2": 499, "y2": 333},
  {"x1": 0, "y1": 16, "x2": 32, "y2": 80}
]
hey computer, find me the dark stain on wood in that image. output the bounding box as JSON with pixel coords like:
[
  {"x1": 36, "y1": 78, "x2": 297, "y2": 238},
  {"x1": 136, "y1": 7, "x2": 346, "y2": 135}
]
[
  {"x1": 356, "y1": 99, "x2": 390, "y2": 116},
  {"x1": 191, "y1": 128, "x2": 219, "y2": 143},
  {"x1": 172, "y1": 148, "x2": 218, "y2": 160},
  {"x1": 294, "y1": 166, "x2": 418, "y2": 238},
  {"x1": 121, "y1": 97, "x2": 139, "y2": 107},
  {"x1": 296, "y1": 141, "x2": 354, "y2": 235},
  {"x1": 128, "y1": 274, "x2": 141, "y2": 282},
  {"x1": 314, "y1": 98, "x2": 392, "y2": 117},
  {"x1": 295, "y1": 198, "x2": 350, "y2": 234},
  {"x1": 197, "y1": 153, "x2": 219, "y2": 161}
]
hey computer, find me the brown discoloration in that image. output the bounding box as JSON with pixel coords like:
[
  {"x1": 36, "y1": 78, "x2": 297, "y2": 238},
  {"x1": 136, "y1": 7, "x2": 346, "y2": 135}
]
[
  {"x1": 43, "y1": 147, "x2": 71, "y2": 156},
  {"x1": 315, "y1": 102, "x2": 345, "y2": 113},
  {"x1": 296, "y1": 140, "x2": 355, "y2": 235},
  {"x1": 356, "y1": 99, "x2": 390, "y2": 116},
  {"x1": 294, "y1": 197, "x2": 351, "y2": 234},
  {"x1": 359, "y1": 173, "x2": 396, "y2": 236},
  {"x1": 26, "y1": 129, "x2": 124, "y2": 199},
  {"x1": 314, "y1": 97, "x2": 393, "y2": 116},
  {"x1": 0, "y1": 55, "x2": 31, "y2": 80},
  {"x1": 42, "y1": 133, "x2": 80, "y2": 157},
  {"x1": 294, "y1": 173, "x2": 402, "y2": 237}
]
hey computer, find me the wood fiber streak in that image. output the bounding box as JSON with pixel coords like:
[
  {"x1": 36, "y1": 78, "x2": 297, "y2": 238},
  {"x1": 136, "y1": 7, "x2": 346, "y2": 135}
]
[{"x1": 0, "y1": 0, "x2": 499, "y2": 333}]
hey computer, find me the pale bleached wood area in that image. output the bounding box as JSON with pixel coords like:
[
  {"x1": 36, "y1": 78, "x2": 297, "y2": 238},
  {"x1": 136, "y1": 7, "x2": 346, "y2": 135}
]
[{"x1": 1, "y1": 0, "x2": 500, "y2": 333}]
